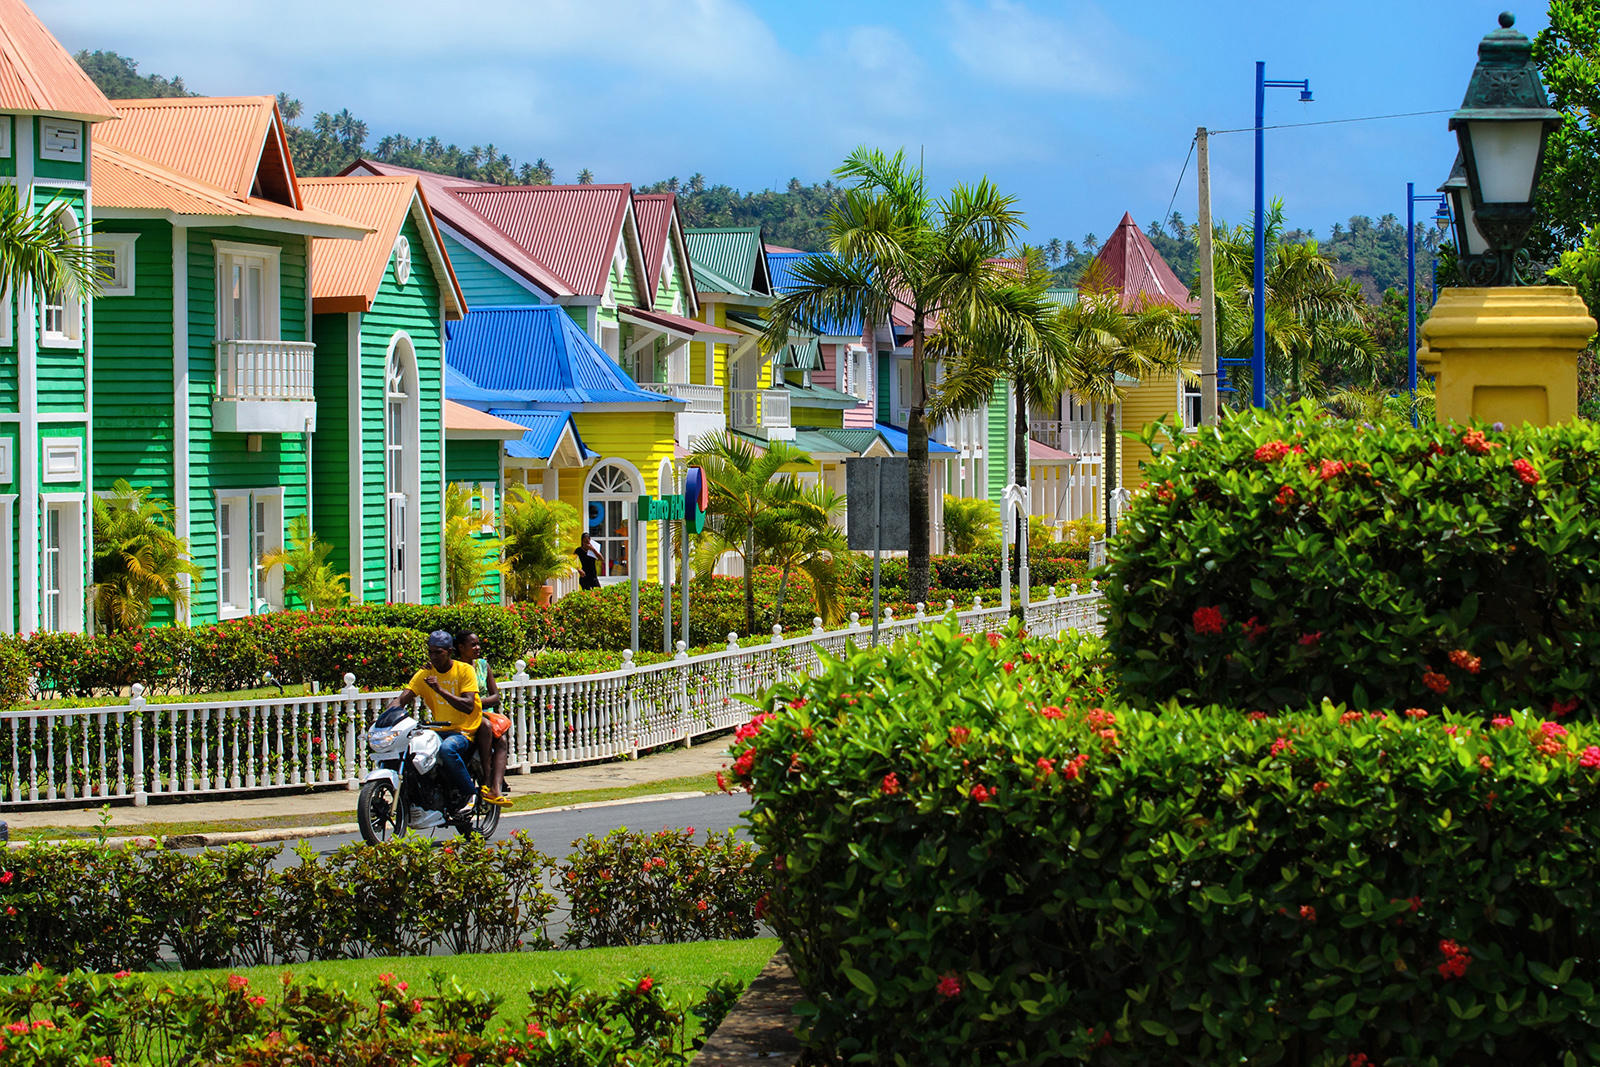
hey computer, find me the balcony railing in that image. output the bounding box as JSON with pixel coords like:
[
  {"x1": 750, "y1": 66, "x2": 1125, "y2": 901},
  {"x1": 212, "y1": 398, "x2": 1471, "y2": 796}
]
[
  {"x1": 216, "y1": 340, "x2": 316, "y2": 401},
  {"x1": 731, "y1": 388, "x2": 790, "y2": 430},
  {"x1": 638, "y1": 381, "x2": 724, "y2": 414},
  {"x1": 1031, "y1": 420, "x2": 1102, "y2": 456}
]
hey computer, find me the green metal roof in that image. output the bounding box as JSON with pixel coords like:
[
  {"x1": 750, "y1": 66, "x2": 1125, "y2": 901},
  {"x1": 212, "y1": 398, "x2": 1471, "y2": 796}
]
[
  {"x1": 783, "y1": 380, "x2": 856, "y2": 407},
  {"x1": 686, "y1": 228, "x2": 771, "y2": 296},
  {"x1": 725, "y1": 310, "x2": 767, "y2": 333},
  {"x1": 774, "y1": 335, "x2": 822, "y2": 371},
  {"x1": 1045, "y1": 288, "x2": 1079, "y2": 307},
  {"x1": 730, "y1": 427, "x2": 880, "y2": 459},
  {"x1": 808, "y1": 427, "x2": 884, "y2": 454}
]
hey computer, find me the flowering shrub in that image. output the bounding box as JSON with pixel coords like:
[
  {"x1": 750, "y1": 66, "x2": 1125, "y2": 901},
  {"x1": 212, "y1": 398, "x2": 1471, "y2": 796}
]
[
  {"x1": 283, "y1": 625, "x2": 428, "y2": 689},
  {"x1": 0, "y1": 642, "x2": 28, "y2": 707},
  {"x1": 0, "y1": 829, "x2": 752, "y2": 974},
  {"x1": 738, "y1": 622, "x2": 1600, "y2": 1066},
  {"x1": 1105, "y1": 404, "x2": 1600, "y2": 716},
  {"x1": 0, "y1": 966, "x2": 742, "y2": 1067}
]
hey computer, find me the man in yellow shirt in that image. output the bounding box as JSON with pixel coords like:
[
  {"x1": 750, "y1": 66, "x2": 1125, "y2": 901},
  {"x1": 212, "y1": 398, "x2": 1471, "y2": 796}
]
[{"x1": 393, "y1": 630, "x2": 481, "y2": 809}]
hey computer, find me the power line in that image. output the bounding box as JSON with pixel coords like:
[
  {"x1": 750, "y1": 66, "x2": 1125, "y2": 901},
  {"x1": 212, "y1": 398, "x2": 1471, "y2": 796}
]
[
  {"x1": 1207, "y1": 107, "x2": 1454, "y2": 136},
  {"x1": 1159, "y1": 136, "x2": 1197, "y2": 237}
]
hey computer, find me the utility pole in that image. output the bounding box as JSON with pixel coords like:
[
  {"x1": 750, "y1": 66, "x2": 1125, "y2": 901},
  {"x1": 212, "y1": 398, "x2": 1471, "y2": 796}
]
[{"x1": 1197, "y1": 127, "x2": 1218, "y2": 426}]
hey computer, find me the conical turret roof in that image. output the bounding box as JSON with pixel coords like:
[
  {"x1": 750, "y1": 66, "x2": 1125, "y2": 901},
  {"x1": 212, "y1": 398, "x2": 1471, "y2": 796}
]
[
  {"x1": 1087, "y1": 212, "x2": 1197, "y2": 313},
  {"x1": 0, "y1": 0, "x2": 117, "y2": 122}
]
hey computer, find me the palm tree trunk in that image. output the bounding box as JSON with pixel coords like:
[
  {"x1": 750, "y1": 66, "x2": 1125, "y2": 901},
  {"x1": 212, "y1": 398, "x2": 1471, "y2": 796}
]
[
  {"x1": 907, "y1": 316, "x2": 931, "y2": 604},
  {"x1": 744, "y1": 525, "x2": 756, "y2": 636},
  {"x1": 773, "y1": 565, "x2": 790, "y2": 630},
  {"x1": 1104, "y1": 403, "x2": 1118, "y2": 531}
]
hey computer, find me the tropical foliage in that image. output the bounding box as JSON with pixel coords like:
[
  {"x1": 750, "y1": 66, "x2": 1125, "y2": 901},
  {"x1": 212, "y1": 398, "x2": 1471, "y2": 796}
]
[
  {"x1": 0, "y1": 185, "x2": 103, "y2": 310},
  {"x1": 443, "y1": 482, "x2": 504, "y2": 604},
  {"x1": 72, "y1": 50, "x2": 195, "y2": 98},
  {"x1": 501, "y1": 486, "x2": 582, "y2": 599},
  {"x1": 90, "y1": 480, "x2": 201, "y2": 634},
  {"x1": 940, "y1": 495, "x2": 999, "y2": 553},
  {"x1": 260, "y1": 514, "x2": 349, "y2": 611},
  {"x1": 1533, "y1": 1, "x2": 1600, "y2": 261}
]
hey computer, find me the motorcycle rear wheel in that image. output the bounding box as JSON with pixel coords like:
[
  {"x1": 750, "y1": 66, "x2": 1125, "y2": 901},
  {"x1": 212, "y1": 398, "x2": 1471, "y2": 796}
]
[
  {"x1": 458, "y1": 791, "x2": 501, "y2": 841},
  {"x1": 357, "y1": 779, "x2": 408, "y2": 844}
]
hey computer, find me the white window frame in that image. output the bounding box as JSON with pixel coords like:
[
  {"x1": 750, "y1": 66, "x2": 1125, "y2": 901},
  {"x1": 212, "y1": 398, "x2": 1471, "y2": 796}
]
[
  {"x1": 94, "y1": 233, "x2": 139, "y2": 297},
  {"x1": 0, "y1": 283, "x2": 12, "y2": 347},
  {"x1": 0, "y1": 117, "x2": 11, "y2": 159},
  {"x1": 0, "y1": 437, "x2": 11, "y2": 485},
  {"x1": 584, "y1": 459, "x2": 642, "y2": 586},
  {"x1": 41, "y1": 436, "x2": 82, "y2": 484},
  {"x1": 39, "y1": 493, "x2": 86, "y2": 633},
  {"x1": 847, "y1": 345, "x2": 870, "y2": 402},
  {"x1": 393, "y1": 235, "x2": 412, "y2": 286},
  {"x1": 214, "y1": 240, "x2": 282, "y2": 342},
  {"x1": 215, "y1": 488, "x2": 285, "y2": 619},
  {"x1": 0, "y1": 494, "x2": 14, "y2": 634},
  {"x1": 40, "y1": 206, "x2": 84, "y2": 349},
  {"x1": 385, "y1": 334, "x2": 422, "y2": 604},
  {"x1": 38, "y1": 120, "x2": 83, "y2": 163},
  {"x1": 1182, "y1": 377, "x2": 1203, "y2": 432},
  {"x1": 478, "y1": 482, "x2": 496, "y2": 535}
]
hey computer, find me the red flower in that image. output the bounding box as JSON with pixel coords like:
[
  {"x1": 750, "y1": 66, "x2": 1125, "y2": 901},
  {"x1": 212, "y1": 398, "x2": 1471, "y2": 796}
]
[
  {"x1": 1317, "y1": 459, "x2": 1347, "y2": 480},
  {"x1": 881, "y1": 772, "x2": 901, "y2": 796},
  {"x1": 1512, "y1": 458, "x2": 1541, "y2": 485},
  {"x1": 949, "y1": 726, "x2": 971, "y2": 744},
  {"x1": 970, "y1": 783, "x2": 994, "y2": 803},
  {"x1": 0, "y1": 871, "x2": 11, "y2": 885},
  {"x1": 1039, "y1": 706, "x2": 1064, "y2": 720},
  {"x1": 1490, "y1": 716, "x2": 1513, "y2": 728},
  {"x1": 1404, "y1": 708, "x2": 1429, "y2": 720},
  {"x1": 731, "y1": 751, "x2": 755, "y2": 778},
  {"x1": 410, "y1": 999, "x2": 423, "y2": 1014},
  {"x1": 228, "y1": 975, "x2": 249, "y2": 990},
  {"x1": 1002, "y1": 662, "x2": 1015, "y2": 673},
  {"x1": 1312, "y1": 781, "x2": 1329, "y2": 793},
  {"x1": 1447, "y1": 649, "x2": 1481, "y2": 674},
  {"x1": 1060, "y1": 754, "x2": 1090, "y2": 780},
  {"x1": 1580, "y1": 746, "x2": 1600, "y2": 769},
  {"x1": 1273, "y1": 485, "x2": 1296, "y2": 508},
  {"x1": 526, "y1": 1022, "x2": 547, "y2": 1039},
  {"x1": 1299, "y1": 905, "x2": 1317, "y2": 922},
  {"x1": 1437, "y1": 939, "x2": 1471, "y2": 979},
  {"x1": 1422, "y1": 670, "x2": 1449, "y2": 694},
  {"x1": 1035, "y1": 757, "x2": 1055, "y2": 778},
  {"x1": 1542, "y1": 721, "x2": 1568, "y2": 739},
  {"x1": 715, "y1": 771, "x2": 729, "y2": 793},
  {"x1": 1338, "y1": 711, "x2": 1364, "y2": 725},
  {"x1": 113, "y1": 970, "x2": 131, "y2": 979},
  {"x1": 1254, "y1": 440, "x2": 1291, "y2": 462},
  {"x1": 1192, "y1": 606, "x2": 1225, "y2": 636},
  {"x1": 936, "y1": 974, "x2": 962, "y2": 998},
  {"x1": 986, "y1": 633, "x2": 1001, "y2": 649},
  {"x1": 1350, "y1": 1055, "x2": 1373, "y2": 1067},
  {"x1": 1552, "y1": 697, "x2": 1580, "y2": 717},
  {"x1": 1298, "y1": 632, "x2": 1322, "y2": 649},
  {"x1": 1270, "y1": 737, "x2": 1293, "y2": 757},
  {"x1": 248, "y1": 995, "x2": 267, "y2": 1007},
  {"x1": 1241, "y1": 616, "x2": 1268, "y2": 641},
  {"x1": 1460, "y1": 429, "x2": 1497, "y2": 455},
  {"x1": 754, "y1": 894, "x2": 770, "y2": 920},
  {"x1": 637, "y1": 976, "x2": 654, "y2": 994}
]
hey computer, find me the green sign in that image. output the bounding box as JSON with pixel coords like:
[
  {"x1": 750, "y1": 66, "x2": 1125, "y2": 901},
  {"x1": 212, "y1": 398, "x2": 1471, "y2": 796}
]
[{"x1": 637, "y1": 494, "x2": 684, "y2": 521}]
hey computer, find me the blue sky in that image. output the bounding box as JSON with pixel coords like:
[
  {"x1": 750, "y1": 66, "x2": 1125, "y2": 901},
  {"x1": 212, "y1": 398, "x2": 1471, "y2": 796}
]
[{"x1": 37, "y1": 0, "x2": 1547, "y2": 248}]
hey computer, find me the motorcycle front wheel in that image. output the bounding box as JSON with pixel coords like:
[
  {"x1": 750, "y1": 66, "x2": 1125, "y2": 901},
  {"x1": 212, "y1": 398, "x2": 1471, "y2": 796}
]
[{"x1": 357, "y1": 778, "x2": 408, "y2": 844}]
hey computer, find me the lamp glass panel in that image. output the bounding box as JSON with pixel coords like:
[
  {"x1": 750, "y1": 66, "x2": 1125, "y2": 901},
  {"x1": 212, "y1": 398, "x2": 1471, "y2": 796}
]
[
  {"x1": 1467, "y1": 120, "x2": 1543, "y2": 204},
  {"x1": 1454, "y1": 186, "x2": 1491, "y2": 256}
]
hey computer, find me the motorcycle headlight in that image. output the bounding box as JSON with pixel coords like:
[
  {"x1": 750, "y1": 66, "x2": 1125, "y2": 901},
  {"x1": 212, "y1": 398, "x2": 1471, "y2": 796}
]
[{"x1": 367, "y1": 727, "x2": 402, "y2": 751}]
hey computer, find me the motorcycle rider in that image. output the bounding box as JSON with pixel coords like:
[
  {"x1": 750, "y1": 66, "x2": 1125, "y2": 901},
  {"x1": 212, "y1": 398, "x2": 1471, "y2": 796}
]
[{"x1": 392, "y1": 629, "x2": 482, "y2": 811}]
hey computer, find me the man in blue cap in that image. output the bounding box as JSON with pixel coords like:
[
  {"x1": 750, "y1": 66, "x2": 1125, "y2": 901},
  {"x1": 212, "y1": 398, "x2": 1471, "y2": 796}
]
[{"x1": 392, "y1": 629, "x2": 482, "y2": 810}]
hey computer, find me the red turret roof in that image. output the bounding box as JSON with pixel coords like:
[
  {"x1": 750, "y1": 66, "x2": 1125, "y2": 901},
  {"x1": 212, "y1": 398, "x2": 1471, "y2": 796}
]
[{"x1": 1088, "y1": 212, "x2": 1197, "y2": 313}]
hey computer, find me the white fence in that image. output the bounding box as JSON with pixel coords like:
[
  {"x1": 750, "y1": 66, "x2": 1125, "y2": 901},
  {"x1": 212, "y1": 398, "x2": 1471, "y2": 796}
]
[{"x1": 0, "y1": 589, "x2": 1104, "y2": 809}]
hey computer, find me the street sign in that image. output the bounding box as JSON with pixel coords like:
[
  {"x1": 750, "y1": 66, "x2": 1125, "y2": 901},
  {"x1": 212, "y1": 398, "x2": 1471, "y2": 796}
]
[{"x1": 845, "y1": 457, "x2": 909, "y2": 552}]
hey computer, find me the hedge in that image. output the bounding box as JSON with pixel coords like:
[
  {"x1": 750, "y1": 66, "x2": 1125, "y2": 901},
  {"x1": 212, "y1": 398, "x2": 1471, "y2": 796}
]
[
  {"x1": 0, "y1": 829, "x2": 760, "y2": 974},
  {"x1": 0, "y1": 966, "x2": 745, "y2": 1067},
  {"x1": 284, "y1": 625, "x2": 428, "y2": 689},
  {"x1": 735, "y1": 622, "x2": 1600, "y2": 1066},
  {"x1": 1105, "y1": 406, "x2": 1600, "y2": 717}
]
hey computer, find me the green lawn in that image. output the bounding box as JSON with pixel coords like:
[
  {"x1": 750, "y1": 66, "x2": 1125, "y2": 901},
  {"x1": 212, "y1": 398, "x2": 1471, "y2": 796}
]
[{"x1": 150, "y1": 938, "x2": 778, "y2": 1022}]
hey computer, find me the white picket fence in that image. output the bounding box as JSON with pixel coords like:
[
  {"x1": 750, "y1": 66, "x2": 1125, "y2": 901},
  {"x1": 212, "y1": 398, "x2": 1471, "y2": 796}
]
[{"x1": 0, "y1": 588, "x2": 1105, "y2": 809}]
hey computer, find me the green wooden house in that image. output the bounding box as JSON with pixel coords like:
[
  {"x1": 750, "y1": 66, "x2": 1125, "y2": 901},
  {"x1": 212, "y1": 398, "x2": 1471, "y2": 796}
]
[
  {"x1": 92, "y1": 96, "x2": 369, "y2": 624},
  {"x1": 300, "y1": 174, "x2": 467, "y2": 606}
]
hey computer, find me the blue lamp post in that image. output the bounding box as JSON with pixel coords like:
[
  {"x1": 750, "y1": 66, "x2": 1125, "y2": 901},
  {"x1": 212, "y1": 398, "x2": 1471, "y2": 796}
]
[
  {"x1": 1252, "y1": 63, "x2": 1313, "y2": 408},
  {"x1": 1406, "y1": 183, "x2": 1451, "y2": 424}
]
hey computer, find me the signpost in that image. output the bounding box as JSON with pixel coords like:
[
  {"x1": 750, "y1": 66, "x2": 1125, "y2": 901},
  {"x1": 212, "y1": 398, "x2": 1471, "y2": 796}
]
[
  {"x1": 632, "y1": 466, "x2": 706, "y2": 655},
  {"x1": 846, "y1": 457, "x2": 909, "y2": 647}
]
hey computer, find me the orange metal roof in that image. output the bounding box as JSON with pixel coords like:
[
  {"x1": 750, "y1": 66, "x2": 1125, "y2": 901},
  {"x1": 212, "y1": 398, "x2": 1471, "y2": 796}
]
[
  {"x1": 451, "y1": 183, "x2": 634, "y2": 297},
  {"x1": 0, "y1": 0, "x2": 116, "y2": 121},
  {"x1": 98, "y1": 97, "x2": 299, "y2": 208},
  {"x1": 347, "y1": 160, "x2": 575, "y2": 298},
  {"x1": 91, "y1": 141, "x2": 367, "y2": 236},
  {"x1": 300, "y1": 175, "x2": 466, "y2": 320},
  {"x1": 444, "y1": 400, "x2": 526, "y2": 437}
]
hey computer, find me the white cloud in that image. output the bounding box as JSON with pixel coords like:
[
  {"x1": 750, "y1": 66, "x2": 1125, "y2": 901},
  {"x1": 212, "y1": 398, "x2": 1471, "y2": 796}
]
[{"x1": 945, "y1": 0, "x2": 1128, "y2": 95}]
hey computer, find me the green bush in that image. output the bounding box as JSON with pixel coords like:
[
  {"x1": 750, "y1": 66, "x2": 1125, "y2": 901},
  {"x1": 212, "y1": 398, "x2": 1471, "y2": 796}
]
[
  {"x1": 737, "y1": 622, "x2": 1600, "y2": 1066},
  {"x1": 282, "y1": 625, "x2": 428, "y2": 689},
  {"x1": 347, "y1": 602, "x2": 526, "y2": 671},
  {"x1": 0, "y1": 640, "x2": 32, "y2": 708},
  {"x1": 1105, "y1": 406, "x2": 1600, "y2": 716}
]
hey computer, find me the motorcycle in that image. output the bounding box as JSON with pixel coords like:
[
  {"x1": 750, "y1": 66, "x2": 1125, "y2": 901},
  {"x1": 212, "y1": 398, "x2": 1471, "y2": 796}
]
[{"x1": 356, "y1": 705, "x2": 501, "y2": 844}]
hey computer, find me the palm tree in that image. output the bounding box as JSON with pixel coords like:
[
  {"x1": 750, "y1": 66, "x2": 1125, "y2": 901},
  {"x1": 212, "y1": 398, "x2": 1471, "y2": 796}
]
[
  {"x1": 0, "y1": 184, "x2": 104, "y2": 312},
  {"x1": 442, "y1": 484, "x2": 504, "y2": 604},
  {"x1": 760, "y1": 481, "x2": 856, "y2": 628},
  {"x1": 91, "y1": 480, "x2": 202, "y2": 633},
  {"x1": 687, "y1": 433, "x2": 814, "y2": 636},
  {"x1": 1209, "y1": 200, "x2": 1379, "y2": 401},
  {"x1": 261, "y1": 514, "x2": 350, "y2": 610},
  {"x1": 1046, "y1": 238, "x2": 1063, "y2": 265},
  {"x1": 577, "y1": 168, "x2": 595, "y2": 185},
  {"x1": 942, "y1": 495, "x2": 999, "y2": 553},
  {"x1": 501, "y1": 486, "x2": 581, "y2": 600},
  {"x1": 762, "y1": 147, "x2": 1026, "y2": 603}
]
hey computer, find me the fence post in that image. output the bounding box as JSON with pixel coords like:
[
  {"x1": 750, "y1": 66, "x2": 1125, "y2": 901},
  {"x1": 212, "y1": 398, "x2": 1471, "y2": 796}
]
[
  {"x1": 771, "y1": 624, "x2": 783, "y2": 646},
  {"x1": 915, "y1": 602, "x2": 926, "y2": 624},
  {"x1": 811, "y1": 616, "x2": 824, "y2": 637},
  {"x1": 676, "y1": 642, "x2": 692, "y2": 747},
  {"x1": 849, "y1": 612, "x2": 860, "y2": 632},
  {"x1": 620, "y1": 650, "x2": 639, "y2": 759},
  {"x1": 946, "y1": 598, "x2": 955, "y2": 616},
  {"x1": 130, "y1": 684, "x2": 148, "y2": 807},
  {"x1": 973, "y1": 594, "x2": 983, "y2": 612},
  {"x1": 342, "y1": 673, "x2": 360, "y2": 789},
  {"x1": 726, "y1": 631, "x2": 740, "y2": 653}
]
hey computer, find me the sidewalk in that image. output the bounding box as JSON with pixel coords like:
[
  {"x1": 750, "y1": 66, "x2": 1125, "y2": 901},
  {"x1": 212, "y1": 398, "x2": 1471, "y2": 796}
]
[{"x1": 1, "y1": 741, "x2": 733, "y2": 833}]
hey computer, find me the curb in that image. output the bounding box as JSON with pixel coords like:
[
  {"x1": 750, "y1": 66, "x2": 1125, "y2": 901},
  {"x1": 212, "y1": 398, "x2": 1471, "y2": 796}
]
[{"x1": 6, "y1": 790, "x2": 713, "y2": 849}]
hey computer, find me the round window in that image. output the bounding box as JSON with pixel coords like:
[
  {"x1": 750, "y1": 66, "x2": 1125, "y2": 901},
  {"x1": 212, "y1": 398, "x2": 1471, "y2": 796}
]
[{"x1": 393, "y1": 236, "x2": 412, "y2": 285}]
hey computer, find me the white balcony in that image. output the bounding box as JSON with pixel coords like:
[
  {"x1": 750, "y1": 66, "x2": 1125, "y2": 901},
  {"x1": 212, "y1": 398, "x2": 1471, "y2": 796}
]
[
  {"x1": 1031, "y1": 420, "x2": 1102, "y2": 457},
  {"x1": 213, "y1": 340, "x2": 317, "y2": 434},
  {"x1": 640, "y1": 381, "x2": 727, "y2": 445},
  {"x1": 732, "y1": 388, "x2": 791, "y2": 438}
]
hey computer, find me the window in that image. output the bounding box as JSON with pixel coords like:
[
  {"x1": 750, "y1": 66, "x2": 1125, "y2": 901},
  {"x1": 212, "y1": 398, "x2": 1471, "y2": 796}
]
[
  {"x1": 0, "y1": 438, "x2": 11, "y2": 485},
  {"x1": 600, "y1": 324, "x2": 620, "y2": 363},
  {"x1": 216, "y1": 490, "x2": 284, "y2": 618},
  {"x1": 0, "y1": 117, "x2": 10, "y2": 159},
  {"x1": 585, "y1": 462, "x2": 638, "y2": 582},
  {"x1": 41, "y1": 437, "x2": 82, "y2": 484},
  {"x1": 848, "y1": 345, "x2": 870, "y2": 401},
  {"x1": 385, "y1": 337, "x2": 420, "y2": 604},
  {"x1": 0, "y1": 284, "x2": 11, "y2": 347},
  {"x1": 1182, "y1": 378, "x2": 1203, "y2": 431},
  {"x1": 39, "y1": 496, "x2": 84, "y2": 633},
  {"x1": 38, "y1": 121, "x2": 83, "y2": 162},
  {"x1": 392, "y1": 235, "x2": 411, "y2": 286},
  {"x1": 94, "y1": 233, "x2": 139, "y2": 296},
  {"x1": 40, "y1": 208, "x2": 83, "y2": 347},
  {"x1": 214, "y1": 242, "x2": 281, "y2": 341},
  {"x1": 0, "y1": 494, "x2": 13, "y2": 634}
]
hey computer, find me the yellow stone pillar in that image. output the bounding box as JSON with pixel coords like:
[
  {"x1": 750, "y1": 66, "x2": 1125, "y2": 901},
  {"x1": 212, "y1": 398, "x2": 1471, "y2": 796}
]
[{"x1": 1417, "y1": 287, "x2": 1595, "y2": 427}]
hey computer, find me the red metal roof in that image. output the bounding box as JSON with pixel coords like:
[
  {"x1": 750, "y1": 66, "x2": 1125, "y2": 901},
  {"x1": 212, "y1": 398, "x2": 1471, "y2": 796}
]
[
  {"x1": 450, "y1": 183, "x2": 632, "y2": 297},
  {"x1": 0, "y1": 0, "x2": 117, "y2": 121},
  {"x1": 621, "y1": 306, "x2": 738, "y2": 339},
  {"x1": 633, "y1": 193, "x2": 674, "y2": 301},
  {"x1": 345, "y1": 159, "x2": 575, "y2": 298},
  {"x1": 1088, "y1": 213, "x2": 1198, "y2": 313}
]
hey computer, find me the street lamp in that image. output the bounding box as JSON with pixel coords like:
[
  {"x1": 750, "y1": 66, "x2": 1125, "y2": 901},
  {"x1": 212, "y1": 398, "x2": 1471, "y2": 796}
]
[
  {"x1": 1407, "y1": 183, "x2": 1451, "y2": 424},
  {"x1": 1446, "y1": 12, "x2": 1561, "y2": 287},
  {"x1": 1252, "y1": 63, "x2": 1313, "y2": 408}
]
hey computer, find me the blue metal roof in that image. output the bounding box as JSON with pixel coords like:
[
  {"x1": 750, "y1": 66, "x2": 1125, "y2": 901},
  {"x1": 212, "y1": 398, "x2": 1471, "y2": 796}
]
[
  {"x1": 445, "y1": 305, "x2": 676, "y2": 407},
  {"x1": 877, "y1": 422, "x2": 958, "y2": 455},
  {"x1": 766, "y1": 250, "x2": 864, "y2": 337},
  {"x1": 444, "y1": 364, "x2": 527, "y2": 405},
  {"x1": 487, "y1": 409, "x2": 598, "y2": 461}
]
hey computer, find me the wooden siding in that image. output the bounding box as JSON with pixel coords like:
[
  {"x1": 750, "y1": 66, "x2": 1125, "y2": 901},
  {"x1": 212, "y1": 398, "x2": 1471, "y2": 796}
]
[
  {"x1": 1119, "y1": 370, "x2": 1179, "y2": 489},
  {"x1": 32, "y1": 186, "x2": 86, "y2": 414},
  {"x1": 441, "y1": 233, "x2": 541, "y2": 308},
  {"x1": 986, "y1": 383, "x2": 1007, "y2": 503},
  {"x1": 309, "y1": 311, "x2": 354, "y2": 583},
  {"x1": 93, "y1": 220, "x2": 175, "y2": 494},
  {"x1": 567, "y1": 411, "x2": 676, "y2": 583},
  {"x1": 791, "y1": 405, "x2": 843, "y2": 429}
]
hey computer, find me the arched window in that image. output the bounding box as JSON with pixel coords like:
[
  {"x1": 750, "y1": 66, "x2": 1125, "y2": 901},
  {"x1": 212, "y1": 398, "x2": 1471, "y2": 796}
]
[
  {"x1": 585, "y1": 462, "x2": 638, "y2": 581},
  {"x1": 40, "y1": 207, "x2": 84, "y2": 346},
  {"x1": 386, "y1": 335, "x2": 420, "y2": 602}
]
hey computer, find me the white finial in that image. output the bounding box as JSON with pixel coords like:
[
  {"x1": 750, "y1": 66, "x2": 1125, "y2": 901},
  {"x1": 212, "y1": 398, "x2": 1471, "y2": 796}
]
[
  {"x1": 675, "y1": 640, "x2": 689, "y2": 662},
  {"x1": 850, "y1": 612, "x2": 860, "y2": 628},
  {"x1": 343, "y1": 673, "x2": 355, "y2": 687},
  {"x1": 883, "y1": 608, "x2": 895, "y2": 624},
  {"x1": 915, "y1": 602, "x2": 926, "y2": 621},
  {"x1": 772, "y1": 623, "x2": 783, "y2": 645},
  {"x1": 130, "y1": 683, "x2": 144, "y2": 699},
  {"x1": 812, "y1": 617, "x2": 824, "y2": 636},
  {"x1": 515, "y1": 659, "x2": 527, "y2": 674},
  {"x1": 727, "y1": 631, "x2": 740, "y2": 652},
  {"x1": 945, "y1": 598, "x2": 955, "y2": 613},
  {"x1": 1071, "y1": 583, "x2": 1079, "y2": 597},
  {"x1": 621, "y1": 649, "x2": 635, "y2": 668},
  {"x1": 973, "y1": 595, "x2": 983, "y2": 610},
  {"x1": 1049, "y1": 585, "x2": 1057, "y2": 599}
]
